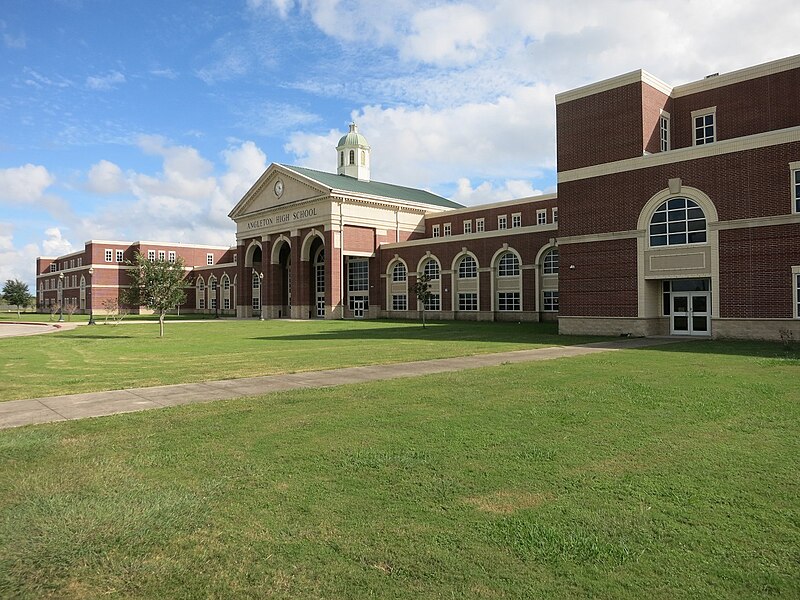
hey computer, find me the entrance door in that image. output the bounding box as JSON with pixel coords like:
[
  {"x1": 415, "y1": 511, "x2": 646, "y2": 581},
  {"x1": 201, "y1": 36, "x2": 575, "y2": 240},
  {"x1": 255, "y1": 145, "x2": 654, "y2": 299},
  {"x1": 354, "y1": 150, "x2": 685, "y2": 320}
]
[
  {"x1": 671, "y1": 292, "x2": 710, "y2": 336},
  {"x1": 353, "y1": 299, "x2": 365, "y2": 319}
]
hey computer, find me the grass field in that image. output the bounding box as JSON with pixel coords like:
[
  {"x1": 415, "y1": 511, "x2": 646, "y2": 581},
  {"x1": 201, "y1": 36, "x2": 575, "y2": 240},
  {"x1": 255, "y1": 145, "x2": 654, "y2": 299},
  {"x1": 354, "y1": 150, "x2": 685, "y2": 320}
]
[
  {"x1": 0, "y1": 335, "x2": 798, "y2": 598},
  {"x1": 0, "y1": 319, "x2": 605, "y2": 401}
]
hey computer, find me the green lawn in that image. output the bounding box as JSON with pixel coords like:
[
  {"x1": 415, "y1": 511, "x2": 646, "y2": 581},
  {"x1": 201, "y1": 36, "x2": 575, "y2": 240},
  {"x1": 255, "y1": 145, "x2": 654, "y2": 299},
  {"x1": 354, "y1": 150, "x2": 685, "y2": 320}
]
[
  {"x1": 0, "y1": 340, "x2": 798, "y2": 598},
  {"x1": 0, "y1": 319, "x2": 605, "y2": 401}
]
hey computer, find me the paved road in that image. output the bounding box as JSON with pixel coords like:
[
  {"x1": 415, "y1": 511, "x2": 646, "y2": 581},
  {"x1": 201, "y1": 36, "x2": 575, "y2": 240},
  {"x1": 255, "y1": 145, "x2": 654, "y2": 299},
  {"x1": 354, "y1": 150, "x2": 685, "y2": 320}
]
[{"x1": 0, "y1": 337, "x2": 686, "y2": 430}]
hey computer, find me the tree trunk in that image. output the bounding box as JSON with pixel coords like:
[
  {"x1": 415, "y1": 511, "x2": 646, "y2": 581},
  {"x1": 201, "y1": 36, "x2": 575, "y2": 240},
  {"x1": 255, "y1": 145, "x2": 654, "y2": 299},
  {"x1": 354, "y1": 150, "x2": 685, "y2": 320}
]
[
  {"x1": 159, "y1": 311, "x2": 165, "y2": 337},
  {"x1": 422, "y1": 307, "x2": 426, "y2": 328}
]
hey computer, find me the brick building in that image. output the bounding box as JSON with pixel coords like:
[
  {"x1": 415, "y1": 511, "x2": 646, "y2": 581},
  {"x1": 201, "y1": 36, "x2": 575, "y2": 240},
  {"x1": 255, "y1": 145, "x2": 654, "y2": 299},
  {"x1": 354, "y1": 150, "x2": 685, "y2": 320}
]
[{"x1": 36, "y1": 56, "x2": 800, "y2": 339}]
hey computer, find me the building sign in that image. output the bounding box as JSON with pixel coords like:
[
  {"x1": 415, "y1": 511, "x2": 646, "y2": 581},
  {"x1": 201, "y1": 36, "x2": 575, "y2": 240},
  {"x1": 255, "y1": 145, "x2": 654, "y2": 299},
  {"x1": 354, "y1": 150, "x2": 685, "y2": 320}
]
[{"x1": 246, "y1": 207, "x2": 318, "y2": 230}]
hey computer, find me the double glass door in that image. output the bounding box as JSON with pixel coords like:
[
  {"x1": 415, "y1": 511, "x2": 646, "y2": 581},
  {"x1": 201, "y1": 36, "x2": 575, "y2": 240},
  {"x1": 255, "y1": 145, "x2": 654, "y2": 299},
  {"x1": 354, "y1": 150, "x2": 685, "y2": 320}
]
[{"x1": 671, "y1": 292, "x2": 710, "y2": 336}]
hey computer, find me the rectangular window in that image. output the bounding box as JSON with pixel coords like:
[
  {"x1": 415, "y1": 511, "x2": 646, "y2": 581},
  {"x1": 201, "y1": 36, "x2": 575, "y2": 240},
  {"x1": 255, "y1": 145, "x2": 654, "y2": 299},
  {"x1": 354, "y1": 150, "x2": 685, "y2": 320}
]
[
  {"x1": 211, "y1": 279, "x2": 217, "y2": 291},
  {"x1": 148, "y1": 250, "x2": 156, "y2": 262},
  {"x1": 50, "y1": 263, "x2": 57, "y2": 272},
  {"x1": 392, "y1": 294, "x2": 407, "y2": 311},
  {"x1": 498, "y1": 215, "x2": 507, "y2": 230},
  {"x1": 77, "y1": 258, "x2": 82, "y2": 267},
  {"x1": 223, "y1": 298, "x2": 231, "y2": 310},
  {"x1": 463, "y1": 220, "x2": 472, "y2": 234},
  {"x1": 476, "y1": 218, "x2": 485, "y2": 232},
  {"x1": 552, "y1": 207, "x2": 558, "y2": 223},
  {"x1": 443, "y1": 223, "x2": 451, "y2": 236},
  {"x1": 432, "y1": 225, "x2": 440, "y2": 238},
  {"x1": 693, "y1": 108, "x2": 715, "y2": 145},
  {"x1": 458, "y1": 292, "x2": 478, "y2": 311},
  {"x1": 251, "y1": 296, "x2": 260, "y2": 311},
  {"x1": 792, "y1": 166, "x2": 800, "y2": 214},
  {"x1": 158, "y1": 250, "x2": 166, "y2": 261},
  {"x1": 348, "y1": 295, "x2": 369, "y2": 310},
  {"x1": 210, "y1": 298, "x2": 217, "y2": 309},
  {"x1": 498, "y1": 292, "x2": 520, "y2": 311},
  {"x1": 543, "y1": 291, "x2": 559, "y2": 312},
  {"x1": 537, "y1": 209, "x2": 547, "y2": 225},
  {"x1": 512, "y1": 213, "x2": 521, "y2": 228},
  {"x1": 199, "y1": 298, "x2": 206, "y2": 309},
  {"x1": 347, "y1": 259, "x2": 369, "y2": 292},
  {"x1": 168, "y1": 251, "x2": 176, "y2": 263},
  {"x1": 115, "y1": 250, "x2": 123, "y2": 263},
  {"x1": 660, "y1": 112, "x2": 670, "y2": 152},
  {"x1": 207, "y1": 253, "x2": 214, "y2": 265},
  {"x1": 424, "y1": 294, "x2": 440, "y2": 311},
  {"x1": 105, "y1": 249, "x2": 112, "y2": 262}
]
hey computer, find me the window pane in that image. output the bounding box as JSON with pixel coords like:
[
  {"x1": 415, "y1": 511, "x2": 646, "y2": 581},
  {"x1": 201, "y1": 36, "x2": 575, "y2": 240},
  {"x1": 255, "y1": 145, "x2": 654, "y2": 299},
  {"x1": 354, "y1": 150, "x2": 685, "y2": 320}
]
[
  {"x1": 650, "y1": 223, "x2": 667, "y2": 235},
  {"x1": 651, "y1": 235, "x2": 667, "y2": 246},
  {"x1": 668, "y1": 198, "x2": 685, "y2": 210},
  {"x1": 668, "y1": 221, "x2": 687, "y2": 233},
  {"x1": 692, "y1": 295, "x2": 708, "y2": 313},
  {"x1": 687, "y1": 231, "x2": 707, "y2": 243},
  {"x1": 651, "y1": 211, "x2": 667, "y2": 223},
  {"x1": 668, "y1": 233, "x2": 686, "y2": 245},
  {"x1": 673, "y1": 296, "x2": 688, "y2": 312},
  {"x1": 692, "y1": 316, "x2": 708, "y2": 332}
]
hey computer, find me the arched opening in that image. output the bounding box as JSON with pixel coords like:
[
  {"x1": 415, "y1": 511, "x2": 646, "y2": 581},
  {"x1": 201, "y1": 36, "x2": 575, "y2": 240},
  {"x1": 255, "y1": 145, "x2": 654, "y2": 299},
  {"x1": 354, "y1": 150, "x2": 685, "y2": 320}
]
[
  {"x1": 278, "y1": 242, "x2": 291, "y2": 318},
  {"x1": 387, "y1": 259, "x2": 408, "y2": 312},
  {"x1": 454, "y1": 253, "x2": 479, "y2": 313},
  {"x1": 349, "y1": 149, "x2": 355, "y2": 165},
  {"x1": 494, "y1": 250, "x2": 521, "y2": 313},
  {"x1": 309, "y1": 237, "x2": 325, "y2": 318}
]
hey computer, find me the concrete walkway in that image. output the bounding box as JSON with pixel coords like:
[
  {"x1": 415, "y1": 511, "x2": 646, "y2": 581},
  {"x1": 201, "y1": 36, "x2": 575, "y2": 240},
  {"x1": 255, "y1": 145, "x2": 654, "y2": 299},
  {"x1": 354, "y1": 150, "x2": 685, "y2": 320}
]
[
  {"x1": 0, "y1": 321, "x2": 80, "y2": 337},
  {"x1": 0, "y1": 337, "x2": 684, "y2": 430}
]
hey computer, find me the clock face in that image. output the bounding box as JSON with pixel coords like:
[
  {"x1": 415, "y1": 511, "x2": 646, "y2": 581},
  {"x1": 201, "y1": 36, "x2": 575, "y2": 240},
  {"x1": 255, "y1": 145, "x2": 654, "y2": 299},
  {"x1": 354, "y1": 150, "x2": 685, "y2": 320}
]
[{"x1": 274, "y1": 179, "x2": 284, "y2": 198}]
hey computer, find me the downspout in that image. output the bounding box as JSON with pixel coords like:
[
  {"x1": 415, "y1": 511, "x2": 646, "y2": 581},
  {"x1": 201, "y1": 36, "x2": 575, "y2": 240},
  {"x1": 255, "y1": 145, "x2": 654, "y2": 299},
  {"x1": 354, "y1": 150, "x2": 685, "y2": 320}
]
[{"x1": 339, "y1": 201, "x2": 345, "y2": 319}]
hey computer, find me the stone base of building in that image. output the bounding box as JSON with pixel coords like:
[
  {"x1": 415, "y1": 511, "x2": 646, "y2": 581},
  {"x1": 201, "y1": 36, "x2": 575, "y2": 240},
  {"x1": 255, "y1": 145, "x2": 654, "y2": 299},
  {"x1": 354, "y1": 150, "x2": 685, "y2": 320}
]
[
  {"x1": 558, "y1": 316, "x2": 669, "y2": 337},
  {"x1": 713, "y1": 319, "x2": 800, "y2": 341}
]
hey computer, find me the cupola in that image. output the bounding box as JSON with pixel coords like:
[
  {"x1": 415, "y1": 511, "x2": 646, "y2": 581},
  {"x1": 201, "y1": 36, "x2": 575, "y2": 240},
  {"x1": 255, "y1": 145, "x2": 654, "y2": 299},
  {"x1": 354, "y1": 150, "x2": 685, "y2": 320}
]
[{"x1": 336, "y1": 123, "x2": 370, "y2": 181}]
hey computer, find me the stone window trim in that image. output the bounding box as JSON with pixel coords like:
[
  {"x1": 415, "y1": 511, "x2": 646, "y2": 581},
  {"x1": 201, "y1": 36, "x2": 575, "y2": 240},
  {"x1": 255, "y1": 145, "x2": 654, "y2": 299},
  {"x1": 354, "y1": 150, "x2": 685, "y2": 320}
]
[
  {"x1": 793, "y1": 266, "x2": 800, "y2": 319},
  {"x1": 432, "y1": 224, "x2": 441, "y2": 238},
  {"x1": 498, "y1": 215, "x2": 508, "y2": 230},
  {"x1": 659, "y1": 109, "x2": 671, "y2": 152},
  {"x1": 790, "y1": 161, "x2": 800, "y2": 214},
  {"x1": 105, "y1": 249, "x2": 113, "y2": 263},
  {"x1": 511, "y1": 213, "x2": 522, "y2": 228},
  {"x1": 537, "y1": 209, "x2": 547, "y2": 225},
  {"x1": 463, "y1": 219, "x2": 472, "y2": 234},
  {"x1": 443, "y1": 222, "x2": 452, "y2": 236},
  {"x1": 691, "y1": 106, "x2": 716, "y2": 146},
  {"x1": 476, "y1": 218, "x2": 485, "y2": 233}
]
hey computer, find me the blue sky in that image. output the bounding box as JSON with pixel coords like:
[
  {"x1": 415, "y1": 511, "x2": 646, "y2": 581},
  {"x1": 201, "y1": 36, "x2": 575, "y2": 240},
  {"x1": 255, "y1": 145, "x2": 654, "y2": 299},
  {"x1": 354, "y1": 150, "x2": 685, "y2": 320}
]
[{"x1": 2, "y1": 0, "x2": 799, "y2": 287}]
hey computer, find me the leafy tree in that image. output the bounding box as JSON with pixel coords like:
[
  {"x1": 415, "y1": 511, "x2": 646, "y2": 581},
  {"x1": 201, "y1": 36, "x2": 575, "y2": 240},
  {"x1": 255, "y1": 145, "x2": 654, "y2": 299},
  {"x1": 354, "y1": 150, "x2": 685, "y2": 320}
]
[
  {"x1": 2, "y1": 279, "x2": 31, "y2": 317},
  {"x1": 121, "y1": 252, "x2": 187, "y2": 337},
  {"x1": 411, "y1": 273, "x2": 433, "y2": 328}
]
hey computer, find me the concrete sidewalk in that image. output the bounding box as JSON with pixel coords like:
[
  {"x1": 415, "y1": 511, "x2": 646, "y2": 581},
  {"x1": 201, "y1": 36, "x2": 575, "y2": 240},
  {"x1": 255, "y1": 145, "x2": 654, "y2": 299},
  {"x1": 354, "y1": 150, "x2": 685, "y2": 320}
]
[
  {"x1": 0, "y1": 337, "x2": 684, "y2": 430},
  {"x1": 0, "y1": 321, "x2": 80, "y2": 337}
]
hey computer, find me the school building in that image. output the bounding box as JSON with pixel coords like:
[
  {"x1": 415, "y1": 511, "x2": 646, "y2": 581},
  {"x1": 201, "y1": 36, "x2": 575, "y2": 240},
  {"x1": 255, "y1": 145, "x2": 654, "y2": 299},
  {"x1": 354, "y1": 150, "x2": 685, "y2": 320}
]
[{"x1": 36, "y1": 55, "x2": 800, "y2": 340}]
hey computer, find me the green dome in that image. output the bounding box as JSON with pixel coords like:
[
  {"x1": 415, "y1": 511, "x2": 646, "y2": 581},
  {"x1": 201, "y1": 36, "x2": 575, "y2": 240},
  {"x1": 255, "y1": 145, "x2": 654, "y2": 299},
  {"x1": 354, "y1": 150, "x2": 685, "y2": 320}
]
[{"x1": 337, "y1": 123, "x2": 370, "y2": 148}]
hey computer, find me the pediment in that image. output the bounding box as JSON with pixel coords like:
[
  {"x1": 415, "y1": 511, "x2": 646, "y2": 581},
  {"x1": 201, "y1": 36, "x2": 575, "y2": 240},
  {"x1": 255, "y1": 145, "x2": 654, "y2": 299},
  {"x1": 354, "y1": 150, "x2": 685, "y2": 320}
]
[{"x1": 228, "y1": 164, "x2": 330, "y2": 221}]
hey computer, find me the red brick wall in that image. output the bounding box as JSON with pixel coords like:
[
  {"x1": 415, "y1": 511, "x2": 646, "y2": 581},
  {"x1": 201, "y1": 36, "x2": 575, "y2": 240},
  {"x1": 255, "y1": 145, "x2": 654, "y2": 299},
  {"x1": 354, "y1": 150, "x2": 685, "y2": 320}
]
[
  {"x1": 425, "y1": 197, "x2": 558, "y2": 236},
  {"x1": 672, "y1": 69, "x2": 800, "y2": 149},
  {"x1": 557, "y1": 82, "x2": 644, "y2": 171},
  {"x1": 642, "y1": 84, "x2": 671, "y2": 155},
  {"x1": 344, "y1": 225, "x2": 375, "y2": 252},
  {"x1": 558, "y1": 141, "x2": 800, "y2": 238},
  {"x1": 559, "y1": 239, "x2": 638, "y2": 317},
  {"x1": 719, "y1": 224, "x2": 800, "y2": 318}
]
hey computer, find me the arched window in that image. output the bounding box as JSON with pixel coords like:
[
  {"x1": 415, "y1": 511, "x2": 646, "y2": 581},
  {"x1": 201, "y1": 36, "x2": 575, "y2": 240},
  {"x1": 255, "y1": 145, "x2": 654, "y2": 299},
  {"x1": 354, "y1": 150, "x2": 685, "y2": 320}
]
[
  {"x1": 458, "y1": 256, "x2": 477, "y2": 279},
  {"x1": 423, "y1": 259, "x2": 440, "y2": 280},
  {"x1": 543, "y1": 249, "x2": 559, "y2": 274},
  {"x1": 392, "y1": 262, "x2": 407, "y2": 282},
  {"x1": 349, "y1": 149, "x2": 355, "y2": 165},
  {"x1": 649, "y1": 198, "x2": 706, "y2": 246},
  {"x1": 360, "y1": 150, "x2": 366, "y2": 166},
  {"x1": 497, "y1": 252, "x2": 520, "y2": 277},
  {"x1": 340, "y1": 151, "x2": 344, "y2": 167},
  {"x1": 197, "y1": 277, "x2": 205, "y2": 292}
]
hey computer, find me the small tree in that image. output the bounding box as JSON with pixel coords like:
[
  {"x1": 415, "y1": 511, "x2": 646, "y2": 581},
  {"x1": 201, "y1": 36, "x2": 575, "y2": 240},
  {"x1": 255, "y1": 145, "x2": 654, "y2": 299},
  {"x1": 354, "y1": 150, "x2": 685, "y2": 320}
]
[
  {"x1": 2, "y1": 279, "x2": 31, "y2": 317},
  {"x1": 102, "y1": 298, "x2": 129, "y2": 325},
  {"x1": 411, "y1": 273, "x2": 433, "y2": 328},
  {"x1": 121, "y1": 252, "x2": 187, "y2": 337}
]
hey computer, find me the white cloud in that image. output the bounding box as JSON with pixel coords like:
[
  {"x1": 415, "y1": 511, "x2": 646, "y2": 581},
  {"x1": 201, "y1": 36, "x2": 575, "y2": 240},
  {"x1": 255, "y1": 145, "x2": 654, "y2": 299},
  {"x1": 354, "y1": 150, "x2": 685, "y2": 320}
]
[
  {"x1": 451, "y1": 177, "x2": 544, "y2": 206},
  {"x1": 0, "y1": 164, "x2": 55, "y2": 204},
  {"x1": 0, "y1": 223, "x2": 40, "y2": 286},
  {"x1": 150, "y1": 67, "x2": 178, "y2": 79},
  {"x1": 86, "y1": 70, "x2": 126, "y2": 91},
  {"x1": 401, "y1": 4, "x2": 490, "y2": 65},
  {"x1": 41, "y1": 227, "x2": 74, "y2": 256},
  {"x1": 86, "y1": 160, "x2": 127, "y2": 194}
]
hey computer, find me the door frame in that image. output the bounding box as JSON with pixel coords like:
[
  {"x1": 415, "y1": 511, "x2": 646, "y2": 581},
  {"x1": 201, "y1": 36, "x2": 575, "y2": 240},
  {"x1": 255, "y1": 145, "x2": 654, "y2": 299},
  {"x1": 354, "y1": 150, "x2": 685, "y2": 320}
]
[{"x1": 670, "y1": 291, "x2": 711, "y2": 336}]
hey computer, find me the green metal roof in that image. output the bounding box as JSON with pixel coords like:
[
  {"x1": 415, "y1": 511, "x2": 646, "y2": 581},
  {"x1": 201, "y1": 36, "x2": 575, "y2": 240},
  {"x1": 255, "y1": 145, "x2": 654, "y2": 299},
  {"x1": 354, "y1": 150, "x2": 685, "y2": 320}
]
[{"x1": 281, "y1": 165, "x2": 464, "y2": 210}]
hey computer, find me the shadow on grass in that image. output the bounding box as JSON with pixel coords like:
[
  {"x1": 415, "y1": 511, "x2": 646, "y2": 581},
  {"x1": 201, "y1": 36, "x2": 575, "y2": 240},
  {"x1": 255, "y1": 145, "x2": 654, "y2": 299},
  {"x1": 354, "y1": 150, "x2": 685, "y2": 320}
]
[{"x1": 639, "y1": 338, "x2": 800, "y2": 361}]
